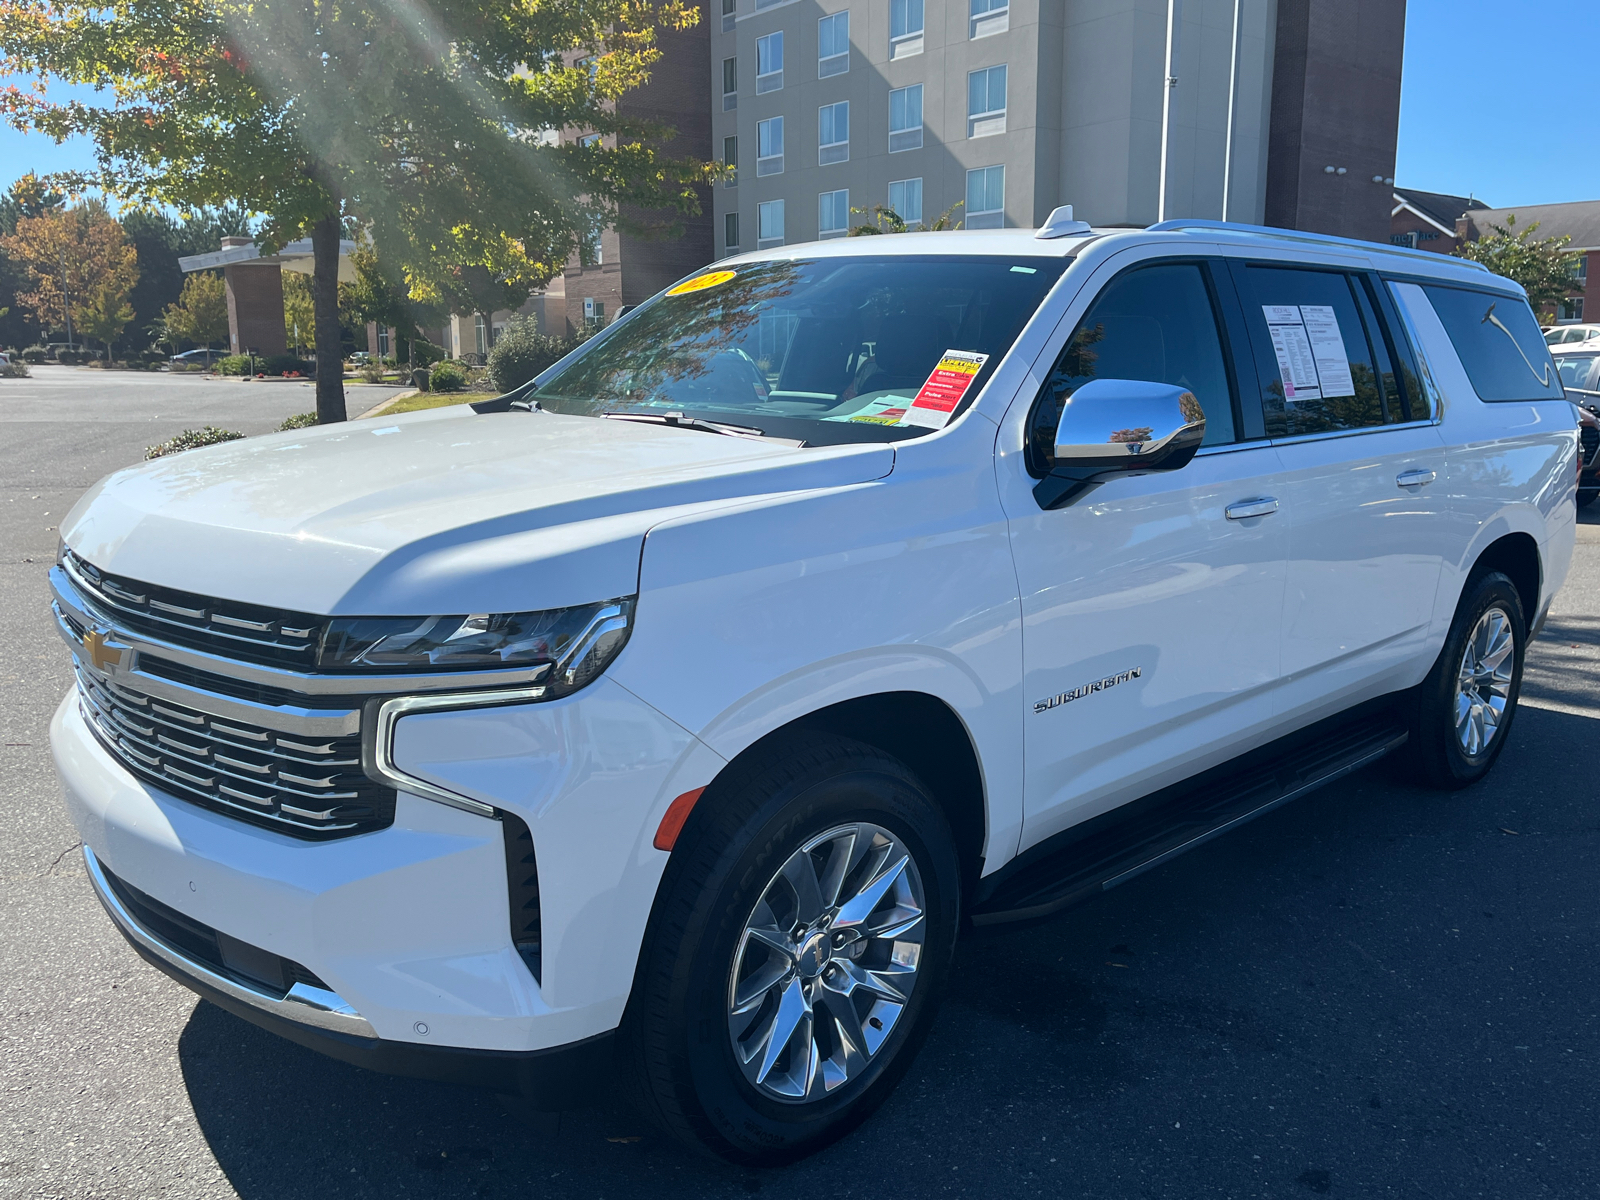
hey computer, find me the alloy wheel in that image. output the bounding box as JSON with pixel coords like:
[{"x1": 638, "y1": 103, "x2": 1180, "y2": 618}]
[
  {"x1": 727, "y1": 822, "x2": 926, "y2": 1103},
  {"x1": 1454, "y1": 605, "x2": 1515, "y2": 757}
]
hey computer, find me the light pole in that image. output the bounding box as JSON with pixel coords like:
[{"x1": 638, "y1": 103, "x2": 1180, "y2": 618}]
[
  {"x1": 1157, "y1": 0, "x2": 1182, "y2": 223},
  {"x1": 1221, "y1": 0, "x2": 1242, "y2": 222}
]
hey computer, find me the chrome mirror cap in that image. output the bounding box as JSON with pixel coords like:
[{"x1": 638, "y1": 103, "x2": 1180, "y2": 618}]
[{"x1": 1036, "y1": 378, "x2": 1206, "y2": 510}]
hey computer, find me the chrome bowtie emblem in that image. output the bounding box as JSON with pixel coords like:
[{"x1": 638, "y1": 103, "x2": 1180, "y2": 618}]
[{"x1": 82, "y1": 628, "x2": 124, "y2": 673}]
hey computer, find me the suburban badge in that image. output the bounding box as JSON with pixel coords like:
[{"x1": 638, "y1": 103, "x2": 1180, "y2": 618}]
[{"x1": 1034, "y1": 667, "x2": 1142, "y2": 714}]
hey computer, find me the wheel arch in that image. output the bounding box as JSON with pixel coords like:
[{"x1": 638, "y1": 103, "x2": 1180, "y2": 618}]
[{"x1": 1467, "y1": 531, "x2": 1542, "y2": 626}]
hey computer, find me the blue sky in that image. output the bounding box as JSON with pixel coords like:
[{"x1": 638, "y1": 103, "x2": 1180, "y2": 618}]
[{"x1": 2, "y1": 0, "x2": 1597, "y2": 208}]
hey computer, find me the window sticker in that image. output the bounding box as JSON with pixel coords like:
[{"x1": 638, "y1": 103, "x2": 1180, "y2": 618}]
[
  {"x1": 1262, "y1": 305, "x2": 1355, "y2": 401},
  {"x1": 666, "y1": 269, "x2": 737, "y2": 296},
  {"x1": 900, "y1": 350, "x2": 988, "y2": 429},
  {"x1": 1298, "y1": 305, "x2": 1356, "y2": 398}
]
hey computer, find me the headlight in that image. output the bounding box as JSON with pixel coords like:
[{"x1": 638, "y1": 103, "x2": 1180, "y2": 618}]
[{"x1": 320, "y1": 598, "x2": 633, "y2": 696}]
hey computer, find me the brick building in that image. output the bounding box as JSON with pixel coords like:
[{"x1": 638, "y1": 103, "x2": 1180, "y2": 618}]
[
  {"x1": 1389, "y1": 187, "x2": 1487, "y2": 255},
  {"x1": 1456, "y1": 200, "x2": 1600, "y2": 326}
]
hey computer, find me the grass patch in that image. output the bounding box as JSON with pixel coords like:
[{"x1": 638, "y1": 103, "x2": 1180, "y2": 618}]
[{"x1": 367, "y1": 391, "x2": 498, "y2": 417}]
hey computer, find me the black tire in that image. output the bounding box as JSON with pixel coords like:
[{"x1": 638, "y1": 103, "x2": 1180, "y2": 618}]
[
  {"x1": 1404, "y1": 570, "x2": 1526, "y2": 790},
  {"x1": 1577, "y1": 488, "x2": 1598, "y2": 509},
  {"x1": 621, "y1": 732, "x2": 960, "y2": 1165}
]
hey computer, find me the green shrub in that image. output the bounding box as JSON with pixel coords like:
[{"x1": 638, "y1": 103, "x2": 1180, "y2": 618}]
[
  {"x1": 56, "y1": 348, "x2": 82, "y2": 365},
  {"x1": 145, "y1": 426, "x2": 247, "y2": 460},
  {"x1": 360, "y1": 360, "x2": 387, "y2": 383},
  {"x1": 216, "y1": 354, "x2": 251, "y2": 376},
  {"x1": 261, "y1": 353, "x2": 314, "y2": 377},
  {"x1": 429, "y1": 360, "x2": 467, "y2": 393},
  {"x1": 404, "y1": 339, "x2": 446, "y2": 369},
  {"x1": 21, "y1": 346, "x2": 48, "y2": 364},
  {"x1": 487, "y1": 317, "x2": 590, "y2": 393},
  {"x1": 0, "y1": 358, "x2": 30, "y2": 378},
  {"x1": 278, "y1": 412, "x2": 318, "y2": 430}
]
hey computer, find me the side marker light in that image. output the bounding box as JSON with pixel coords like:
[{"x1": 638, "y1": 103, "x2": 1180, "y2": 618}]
[{"x1": 653, "y1": 787, "x2": 707, "y2": 852}]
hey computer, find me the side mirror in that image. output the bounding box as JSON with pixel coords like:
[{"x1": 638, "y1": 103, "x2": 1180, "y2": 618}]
[{"x1": 1033, "y1": 378, "x2": 1207, "y2": 510}]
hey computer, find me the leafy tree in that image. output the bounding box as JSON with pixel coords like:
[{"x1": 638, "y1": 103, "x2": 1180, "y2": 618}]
[
  {"x1": 282, "y1": 272, "x2": 315, "y2": 357},
  {"x1": 1455, "y1": 214, "x2": 1578, "y2": 314},
  {"x1": 121, "y1": 205, "x2": 252, "y2": 350},
  {"x1": 0, "y1": 174, "x2": 66, "y2": 348},
  {"x1": 0, "y1": 200, "x2": 139, "y2": 355},
  {"x1": 162, "y1": 271, "x2": 228, "y2": 348},
  {"x1": 848, "y1": 201, "x2": 964, "y2": 237},
  {"x1": 1, "y1": 0, "x2": 714, "y2": 422}
]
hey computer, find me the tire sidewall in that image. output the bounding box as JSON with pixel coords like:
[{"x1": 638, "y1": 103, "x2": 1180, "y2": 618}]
[{"x1": 675, "y1": 752, "x2": 959, "y2": 1161}]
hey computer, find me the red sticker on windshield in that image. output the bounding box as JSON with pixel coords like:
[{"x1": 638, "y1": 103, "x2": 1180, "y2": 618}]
[{"x1": 901, "y1": 351, "x2": 989, "y2": 429}]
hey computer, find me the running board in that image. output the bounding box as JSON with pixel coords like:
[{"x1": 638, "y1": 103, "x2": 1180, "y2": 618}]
[{"x1": 970, "y1": 711, "x2": 1409, "y2": 927}]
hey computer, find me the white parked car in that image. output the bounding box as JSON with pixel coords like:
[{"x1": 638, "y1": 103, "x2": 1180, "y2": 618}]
[
  {"x1": 49, "y1": 217, "x2": 1576, "y2": 1163},
  {"x1": 1544, "y1": 323, "x2": 1600, "y2": 347}
]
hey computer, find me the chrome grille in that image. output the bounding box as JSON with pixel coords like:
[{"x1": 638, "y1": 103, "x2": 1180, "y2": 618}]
[
  {"x1": 75, "y1": 667, "x2": 395, "y2": 839},
  {"x1": 63, "y1": 550, "x2": 323, "y2": 669}
]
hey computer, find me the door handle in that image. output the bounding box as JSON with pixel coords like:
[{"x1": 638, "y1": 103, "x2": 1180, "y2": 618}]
[
  {"x1": 1225, "y1": 497, "x2": 1278, "y2": 520},
  {"x1": 1396, "y1": 469, "x2": 1437, "y2": 488}
]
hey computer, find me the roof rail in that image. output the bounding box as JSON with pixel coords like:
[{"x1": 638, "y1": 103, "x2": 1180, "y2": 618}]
[{"x1": 1145, "y1": 218, "x2": 1491, "y2": 273}]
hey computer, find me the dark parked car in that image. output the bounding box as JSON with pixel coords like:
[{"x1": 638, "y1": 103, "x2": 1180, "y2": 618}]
[{"x1": 1556, "y1": 350, "x2": 1600, "y2": 506}]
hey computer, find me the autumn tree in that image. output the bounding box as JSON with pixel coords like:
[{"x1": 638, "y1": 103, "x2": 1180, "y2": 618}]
[
  {"x1": 162, "y1": 270, "x2": 228, "y2": 348},
  {"x1": 0, "y1": 199, "x2": 139, "y2": 356},
  {"x1": 1455, "y1": 214, "x2": 1579, "y2": 314},
  {"x1": 1, "y1": 0, "x2": 714, "y2": 422}
]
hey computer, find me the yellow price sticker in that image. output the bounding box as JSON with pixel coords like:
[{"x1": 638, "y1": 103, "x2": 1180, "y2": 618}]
[{"x1": 667, "y1": 269, "x2": 737, "y2": 296}]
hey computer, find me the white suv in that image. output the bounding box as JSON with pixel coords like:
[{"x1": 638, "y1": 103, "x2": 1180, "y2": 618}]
[{"x1": 49, "y1": 218, "x2": 1577, "y2": 1163}]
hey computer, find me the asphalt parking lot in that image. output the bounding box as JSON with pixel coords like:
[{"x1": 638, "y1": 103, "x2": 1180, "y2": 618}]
[{"x1": 3, "y1": 367, "x2": 1598, "y2": 1199}]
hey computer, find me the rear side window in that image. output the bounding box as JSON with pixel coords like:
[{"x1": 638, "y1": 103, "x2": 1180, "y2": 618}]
[
  {"x1": 1557, "y1": 354, "x2": 1600, "y2": 393},
  {"x1": 1233, "y1": 264, "x2": 1401, "y2": 437},
  {"x1": 1026, "y1": 261, "x2": 1237, "y2": 474},
  {"x1": 1422, "y1": 285, "x2": 1565, "y2": 402}
]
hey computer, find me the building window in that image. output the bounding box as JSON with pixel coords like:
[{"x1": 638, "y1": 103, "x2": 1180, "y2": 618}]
[
  {"x1": 579, "y1": 133, "x2": 600, "y2": 149},
  {"x1": 722, "y1": 56, "x2": 737, "y2": 109},
  {"x1": 758, "y1": 199, "x2": 785, "y2": 249},
  {"x1": 970, "y1": 0, "x2": 1008, "y2": 38},
  {"x1": 890, "y1": 0, "x2": 924, "y2": 59},
  {"x1": 1572, "y1": 254, "x2": 1589, "y2": 284},
  {"x1": 377, "y1": 326, "x2": 390, "y2": 358},
  {"x1": 582, "y1": 298, "x2": 607, "y2": 330},
  {"x1": 965, "y1": 165, "x2": 1004, "y2": 228},
  {"x1": 474, "y1": 313, "x2": 488, "y2": 357},
  {"x1": 889, "y1": 84, "x2": 923, "y2": 153},
  {"x1": 967, "y1": 64, "x2": 1007, "y2": 137},
  {"x1": 722, "y1": 0, "x2": 737, "y2": 31},
  {"x1": 723, "y1": 135, "x2": 738, "y2": 187},
  {"x1": 757, "y1": 116, "x2": 784, "y2": 176},
  {"x1": 819, "y1": 101, "x2": 849, "y2": 165},
  {"x1": 725, "y1": 211, "x2": 741, "y2": 252},
  {"x1": 583, "y1": 225, "x2": 604, "y2": 265},
  {"x1": 756, "y1": 32, "x2": 783, "y2": 93},
  {"x1": 888, "y1": 178, "x2": 923, "y2": 227},
  {"x1": 1558, "y1": 297, "x2": 1586, "y2": 323},
  {"x1": 818, "y1": 12, "x2": 849, "y2": 77},
  {"x1": 819, "y1": 189, "x2": 849, "y2": 238}
]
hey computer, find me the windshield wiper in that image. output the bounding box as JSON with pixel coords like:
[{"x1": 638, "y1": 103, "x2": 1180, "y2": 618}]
[{"x1": 601, "y1": 411, "x2": 767, "y2": 439}]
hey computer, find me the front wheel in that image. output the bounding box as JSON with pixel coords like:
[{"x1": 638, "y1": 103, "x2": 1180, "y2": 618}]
[
  {"x1": 1404, "y1": 570, "x2": 1526, "y2": 790},
  {"x1": 622, "y1": 733, "x2": 960, "y2": 1164}
]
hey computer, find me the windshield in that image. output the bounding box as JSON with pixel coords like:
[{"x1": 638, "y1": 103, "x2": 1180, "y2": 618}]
[{"x1": 535, "y1": 255, "x2": 1067, "y2": 444}]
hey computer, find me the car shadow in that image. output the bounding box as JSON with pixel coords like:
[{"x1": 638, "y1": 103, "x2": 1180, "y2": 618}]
[{"x1": 179, "y1": 704, "x2": 1600, "y2": 1199}]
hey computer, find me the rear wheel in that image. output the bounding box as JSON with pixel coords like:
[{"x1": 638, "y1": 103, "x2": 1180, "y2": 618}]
[
  {"x1": 623, "y1": 733, "x2": 960, "y2": 1164},
  {"x1": 1404, "y1": 570, "x2": 1526, "y2": 790}
]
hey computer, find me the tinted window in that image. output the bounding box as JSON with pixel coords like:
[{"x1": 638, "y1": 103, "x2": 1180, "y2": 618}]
[
  {"x1": 1027, "y1": 262, "x2": 1235, "y2": 474},
  {"x1": 1422, "y1": 285, "x2": 1565, "y2": 402},
  {"x1": 537, "y1": 256, "x2": 1066, "y2": 444},
  {"x1": 1235, "y1": 265, "x2": 1394, "y2": 436},
  {"x1": 1557, "y1": 353, "x2": 1600, "y2": 392}
]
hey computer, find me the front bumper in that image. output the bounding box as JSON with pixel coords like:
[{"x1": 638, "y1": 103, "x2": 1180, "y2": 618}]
[
  {"x1": 52, "y1": 671, "x2": 726, "y2": 1067},
  {"x1": 85, "y1": 841, "x2": 615, "y2": 1102}
]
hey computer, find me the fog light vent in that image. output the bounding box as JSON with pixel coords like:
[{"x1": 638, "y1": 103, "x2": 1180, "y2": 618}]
[{"x1": 502, "y1": 812, "x2": 542, "y2": 984}]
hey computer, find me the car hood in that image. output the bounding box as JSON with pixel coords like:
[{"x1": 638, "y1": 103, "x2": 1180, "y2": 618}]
[{"x1": 62, "y1": 406, "x2": 895, "y2": 614}]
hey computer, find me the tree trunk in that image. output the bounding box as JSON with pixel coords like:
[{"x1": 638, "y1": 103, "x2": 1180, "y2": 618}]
[{"x1": 310, "y1": 211, "x2": 347, "y2": 423}]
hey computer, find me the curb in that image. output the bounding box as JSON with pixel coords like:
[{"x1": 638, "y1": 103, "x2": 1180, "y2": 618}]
[{"x1": 357, "y1": 389, "x2": 419, "y2": 419}]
